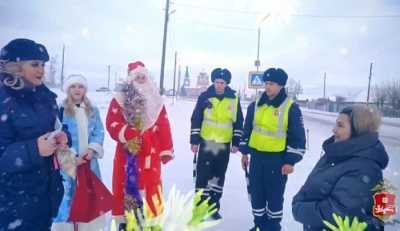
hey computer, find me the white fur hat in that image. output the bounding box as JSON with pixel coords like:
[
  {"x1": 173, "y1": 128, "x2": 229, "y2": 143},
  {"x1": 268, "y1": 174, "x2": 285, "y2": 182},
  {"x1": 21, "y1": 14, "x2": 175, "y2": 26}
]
[{"x1": 63, "y1": 74, "x2": 88, "y2": 92}]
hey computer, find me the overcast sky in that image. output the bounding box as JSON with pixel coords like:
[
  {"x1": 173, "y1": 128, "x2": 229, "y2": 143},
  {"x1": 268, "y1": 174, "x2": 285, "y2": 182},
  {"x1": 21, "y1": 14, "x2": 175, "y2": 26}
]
[{"x1": 1, "y1": 0, "x2": 399, "y2": 99}]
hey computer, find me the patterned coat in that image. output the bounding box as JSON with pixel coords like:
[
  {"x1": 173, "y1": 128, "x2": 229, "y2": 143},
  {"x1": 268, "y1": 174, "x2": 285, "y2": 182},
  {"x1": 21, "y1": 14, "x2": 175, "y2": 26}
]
[
  {"x1": 106, "y1": 97, "x2": 173, "y2": 218},
  {"x1": 53, "y1": 105, "x2": 105, "y2": 226}
]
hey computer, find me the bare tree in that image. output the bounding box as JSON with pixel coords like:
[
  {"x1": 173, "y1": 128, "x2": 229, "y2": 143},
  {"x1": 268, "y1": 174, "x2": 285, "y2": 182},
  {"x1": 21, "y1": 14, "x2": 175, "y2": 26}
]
[
  {"x1": 372, "y1": 84, "x2": 387, "y2": 108},
  {"x1": 45, "y1": 55, "x2": 58, "y2": 87},
  {"x1": 286, "y1": 78, "x2": 303, "y2": 100},
  {"x1": 386, "y1": 79, "x2": 400, "y2": 110}
]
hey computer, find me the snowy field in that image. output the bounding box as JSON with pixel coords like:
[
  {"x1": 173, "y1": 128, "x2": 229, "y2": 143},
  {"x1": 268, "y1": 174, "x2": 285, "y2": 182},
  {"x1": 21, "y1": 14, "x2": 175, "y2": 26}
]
[{"x1": 54, "y1": 89, "x2": 400, "y2": 231}]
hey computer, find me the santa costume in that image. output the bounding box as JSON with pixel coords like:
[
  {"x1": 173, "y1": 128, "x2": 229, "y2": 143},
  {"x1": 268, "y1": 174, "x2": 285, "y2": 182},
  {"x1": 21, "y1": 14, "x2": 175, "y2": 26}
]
[{"x1": 106, "y1": 61, "x2": 174, "y2": 225}]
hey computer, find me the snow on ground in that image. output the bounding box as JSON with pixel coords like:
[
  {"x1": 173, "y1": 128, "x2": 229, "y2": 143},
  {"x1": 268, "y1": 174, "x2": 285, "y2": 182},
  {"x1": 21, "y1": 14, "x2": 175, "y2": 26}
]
[{"x1": 53, "y1": 89, "x2": 400, "y2": 231}]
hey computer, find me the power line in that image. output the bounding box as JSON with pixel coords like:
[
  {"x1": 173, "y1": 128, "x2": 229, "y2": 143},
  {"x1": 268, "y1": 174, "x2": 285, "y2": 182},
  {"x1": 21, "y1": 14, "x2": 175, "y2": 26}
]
[
  {"x1": 172, "y1": 2, "x2": 400, "y2": 19},
  {"x1": 173, "y1": 17, "x2": 256, "y2": 31}
]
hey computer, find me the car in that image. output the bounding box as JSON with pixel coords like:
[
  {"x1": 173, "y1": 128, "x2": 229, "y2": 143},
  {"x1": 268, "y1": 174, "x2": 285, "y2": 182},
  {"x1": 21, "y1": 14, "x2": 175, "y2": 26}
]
[{"x1": 96, "y1": 87, "x2": 110, "y2": 92}]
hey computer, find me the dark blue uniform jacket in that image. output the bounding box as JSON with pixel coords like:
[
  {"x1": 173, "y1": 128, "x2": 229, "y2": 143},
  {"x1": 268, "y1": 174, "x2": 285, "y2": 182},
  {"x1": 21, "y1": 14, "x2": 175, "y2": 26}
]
[
  {"x1": 240, "y1": 89, "x2": 306, "y2": 165},
  {"x1": 190, "y1": 85, "x2": 244, "y2": 147}
]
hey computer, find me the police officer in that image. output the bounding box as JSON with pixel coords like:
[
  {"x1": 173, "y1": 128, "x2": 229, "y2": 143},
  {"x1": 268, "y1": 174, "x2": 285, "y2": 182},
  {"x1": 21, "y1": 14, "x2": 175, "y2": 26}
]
[
  {"x1": 190, "y1": 67, "x2": 244, "y2": 220},
  {"x1": 240, "y1": 68, "x2": 306, "y2": 231}
]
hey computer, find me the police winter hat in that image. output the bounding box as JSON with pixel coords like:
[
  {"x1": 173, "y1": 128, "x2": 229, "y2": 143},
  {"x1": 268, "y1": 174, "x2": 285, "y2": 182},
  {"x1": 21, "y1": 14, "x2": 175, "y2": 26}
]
[
  {"x1": 211, "y1": 68, "x2": 231, "y2": 84},
  {"x1": 0, "y1": 38, "x2": 49, "y2": 62},
  {"x1": 262, "y1": 68, "x2": 288, "y2": 86}
]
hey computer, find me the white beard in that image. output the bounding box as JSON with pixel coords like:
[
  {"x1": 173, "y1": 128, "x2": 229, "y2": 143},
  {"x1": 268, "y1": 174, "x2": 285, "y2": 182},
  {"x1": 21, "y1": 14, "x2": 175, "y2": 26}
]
[{"x1": 132, "y1": 79, "x2": 163, "y2": 132}]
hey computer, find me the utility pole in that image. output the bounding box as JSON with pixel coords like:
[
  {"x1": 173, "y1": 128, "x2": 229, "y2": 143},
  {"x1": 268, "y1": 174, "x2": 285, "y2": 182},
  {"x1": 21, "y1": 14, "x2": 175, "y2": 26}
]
[
  {"x1": 323, "y1": 72, "x2": 326, "y2": 99},
  {"x1": 159, "y1": 0, "x2": 171, "y2": 95},
  {"x1": 107, "y1": 65, "x2": 111, "y2": 90},
  {"x1": 367, "y1": 62, "x2": 373, "y2": 105},
  {"x1": 255, "y1": 28, "x2": 261, "y2": 72},
  {"x1": 60, "y1": 44, "x2": 65, "y2": 90},
  {"x1": 177, "y1": 65, "x2": 181, "y2": 97},
  {"x1": 172, "y1": 51, "x2": 177, "y2": 103},
  {"x1": 254, "y1": 14, "x2": 270, "y2": 98}
]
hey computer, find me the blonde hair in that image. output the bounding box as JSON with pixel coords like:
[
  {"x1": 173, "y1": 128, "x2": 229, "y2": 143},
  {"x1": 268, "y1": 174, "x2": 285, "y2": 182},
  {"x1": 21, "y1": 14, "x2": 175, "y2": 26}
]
[
  {"x1": 62, "y1": 87, "x2": 93, "y2": 117},
  {"x1": 0, "y1": 61, "x2": 25, "y2": 89},
  {"x1": 351, "y1": 105, "x2": 382, "y2": 135}
]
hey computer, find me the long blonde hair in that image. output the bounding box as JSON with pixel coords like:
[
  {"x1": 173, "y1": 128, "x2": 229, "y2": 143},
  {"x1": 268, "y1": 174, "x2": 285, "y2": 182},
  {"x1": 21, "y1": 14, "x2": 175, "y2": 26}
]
[{"x1": 62, "y1": 88, "x2": 93, "y2": 117}]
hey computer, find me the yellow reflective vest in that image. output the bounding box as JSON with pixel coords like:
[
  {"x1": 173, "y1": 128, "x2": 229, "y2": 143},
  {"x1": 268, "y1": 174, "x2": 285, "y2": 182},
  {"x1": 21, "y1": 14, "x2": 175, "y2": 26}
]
[
  {"x1": 249, "y1": 97, "x2": 293, "y2": 152},
  {"x1": 200, "y1": 95, "x2": 239, "y2": 143}
]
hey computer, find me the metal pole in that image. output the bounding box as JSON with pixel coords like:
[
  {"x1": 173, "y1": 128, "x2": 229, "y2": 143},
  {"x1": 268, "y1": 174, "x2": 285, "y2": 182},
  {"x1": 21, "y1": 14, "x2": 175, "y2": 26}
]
[
  {"x1": 159, "y1": 0, "x2": 170, "y2": 95},
  {"x1": 367, "y1": 62, "x2": 373, "y2": 105},
  {"x1": 255, "y1": 27, "x2": 261, "y2": 97},
  {"x1": 172, "y1": 51, "x2": 177, "y2": 103},
  {"x1": 60, "y1": 44, "x2": 65, "y2": 90},
  {"x1": 323, "y1": 72, "x2": 326, "y2": 99},
  {"x1": 177, "y1": 65, "x2": 181, "y2": 97},
  {"x1": 256, "y1": 27, "x2": 260, "y2": 72},
  {"x1": 107, "y1": 65, "x2": 111, "y2": 90}
]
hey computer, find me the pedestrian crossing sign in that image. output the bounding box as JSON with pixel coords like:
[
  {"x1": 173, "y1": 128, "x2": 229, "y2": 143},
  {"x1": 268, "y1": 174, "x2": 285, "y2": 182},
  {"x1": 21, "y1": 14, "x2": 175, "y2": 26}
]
[{"x1": 248, "y1": 71, "x2": 264, "y2": 89}]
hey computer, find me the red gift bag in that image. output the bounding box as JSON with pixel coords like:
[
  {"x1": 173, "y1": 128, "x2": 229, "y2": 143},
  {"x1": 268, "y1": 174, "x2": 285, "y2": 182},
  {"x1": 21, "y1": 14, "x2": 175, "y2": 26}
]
[{"x1": 69, "y1": 162, "x2": 113, "y2": 222}]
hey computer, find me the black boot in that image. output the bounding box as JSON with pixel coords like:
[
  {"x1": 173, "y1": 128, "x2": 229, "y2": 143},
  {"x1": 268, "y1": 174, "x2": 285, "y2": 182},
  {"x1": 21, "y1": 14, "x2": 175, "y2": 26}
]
[
  {"x1": 118, "y1": 223, "x2": 127, "y2": 231},
  {"x1": 210, "y1": 211, "x2": 222, "y2": 220}
]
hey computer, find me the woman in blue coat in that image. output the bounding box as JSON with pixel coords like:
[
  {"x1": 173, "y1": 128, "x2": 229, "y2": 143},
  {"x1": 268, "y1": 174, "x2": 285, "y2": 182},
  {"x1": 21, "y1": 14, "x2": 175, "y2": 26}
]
[
  {"x1": 52, "y1": 74, "x2": 105, "y2": 230},
  {"x1": 292, "y1": 105, "x2": 388, "y2": 231},
  {"x1": 0, "y1": 39, "x2": 66, "y2": 230}
]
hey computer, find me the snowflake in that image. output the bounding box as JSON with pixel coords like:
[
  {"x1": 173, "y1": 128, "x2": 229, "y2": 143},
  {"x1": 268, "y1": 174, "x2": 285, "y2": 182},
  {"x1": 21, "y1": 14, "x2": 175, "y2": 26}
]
[
  {"x1": 203, "y1": 142, "x2": 226, "y2": 156},
  {"x1": 15, "y1": 158, "x2": 23, "y2": 167},
  {"x1": 8, "y1": 219, "x2": 22, "y2": 229},
  {"x1": 0, "y1": 114, "x2": 7, "y2": 122},
  {"x1": 2, "y1": 97, "x2": 11, "y2": 104},
  {"x1": 361, "y1": 175, "x2": 370, "y2": 184}
]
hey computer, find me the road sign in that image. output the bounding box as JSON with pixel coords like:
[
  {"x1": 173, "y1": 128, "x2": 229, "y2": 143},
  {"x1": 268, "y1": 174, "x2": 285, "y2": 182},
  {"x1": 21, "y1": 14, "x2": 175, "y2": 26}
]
[{"x1": 248, "y1": 71, "x2": 264, "y2": 89}]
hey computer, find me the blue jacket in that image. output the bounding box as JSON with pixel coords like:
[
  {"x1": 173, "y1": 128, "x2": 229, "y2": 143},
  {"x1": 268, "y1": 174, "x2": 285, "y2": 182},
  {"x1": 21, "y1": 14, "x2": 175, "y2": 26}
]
[
  {"x1": 190, "y1": 85, "x2": 244, "y2": 146},
  {"x1": 292, "y1": 133, "x2": 388, "y2": 231},
  {"x1": 53, "y1": 105, "x2": 105, "y2": 222},
  {"x1": 0, "y1": 83, "x2": 64, "y2": 230},
  {"x1": 240, "y1": 89, "x2": 306, "y2": 165}
]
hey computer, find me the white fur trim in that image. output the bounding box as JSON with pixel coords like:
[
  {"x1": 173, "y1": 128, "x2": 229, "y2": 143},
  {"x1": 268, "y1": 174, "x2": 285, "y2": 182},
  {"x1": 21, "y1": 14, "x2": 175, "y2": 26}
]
[
  {"x1": 75, "y1": 105, "x2": 89, "y2": 154},
  {"x1": 88, "y1": 142, "x2": 104, "y2": 158},
  {"x1": 51, "y1": 222, "x2": 74, "y2": 230},
  {"x1": 76, "y1": 213, "x2": 106, "y2": 230},
  {"x1": 160, "y1": 150, "x2": 174, "y2": 158},
  {"x1": 63, "y1": 74, "x2": 88, "y2": 92},
  {"x1": 118, "y1": 124, "x2": 128, "y2": 143},
  {"x1": 113, "y1": 93, "x2": 125, "y2": 106},
  {"x1": 144, "y1": 156, "x2": 151, "y2": 169},
  {"x1": 112, "y1": 215, "x2": 126, "y2": 227},
  {"x1": 70, "y1": 147, "x2": 78, "y2": 156}
]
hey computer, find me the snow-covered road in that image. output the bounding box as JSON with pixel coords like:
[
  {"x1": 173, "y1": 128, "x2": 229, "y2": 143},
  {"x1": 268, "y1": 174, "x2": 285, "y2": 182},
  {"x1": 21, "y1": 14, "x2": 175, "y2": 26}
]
[{"x1": 76, "y1": 91, "x2": 399, "y2": 231}]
